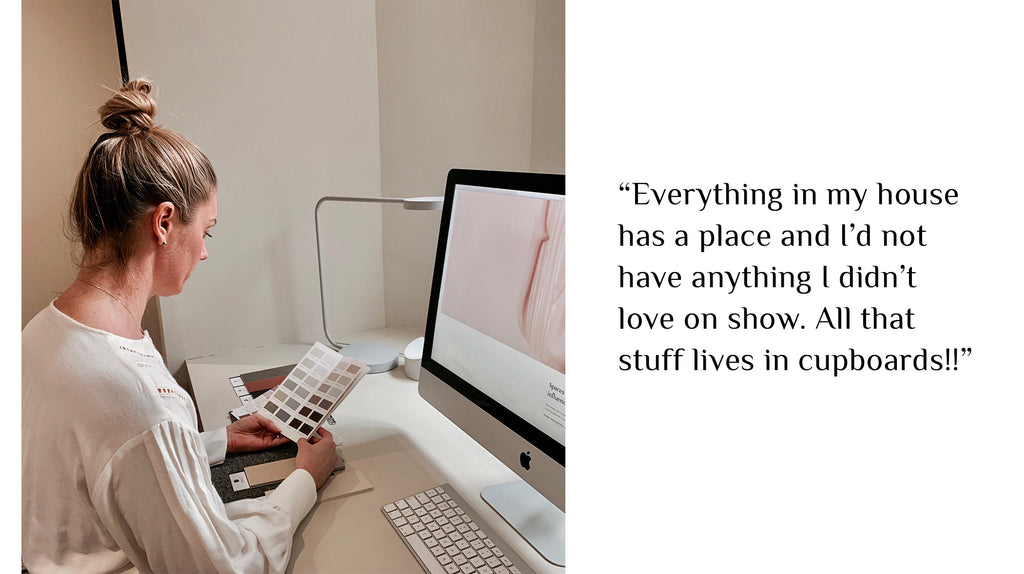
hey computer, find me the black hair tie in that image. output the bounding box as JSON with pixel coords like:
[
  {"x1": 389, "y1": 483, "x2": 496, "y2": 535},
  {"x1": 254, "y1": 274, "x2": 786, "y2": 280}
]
[{"x1": 87, "y1": 132, "x2": 118, "y2": 157}]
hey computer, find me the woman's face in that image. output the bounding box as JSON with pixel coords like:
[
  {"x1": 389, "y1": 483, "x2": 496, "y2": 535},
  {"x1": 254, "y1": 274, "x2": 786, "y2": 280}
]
[{"x1": 157, "y1": 193, "x2": 218, "y2": 296}]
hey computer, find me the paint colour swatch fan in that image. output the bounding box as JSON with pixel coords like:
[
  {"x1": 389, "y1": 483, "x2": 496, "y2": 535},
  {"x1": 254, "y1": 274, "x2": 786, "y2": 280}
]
[{"x1": 252, "y1": 342, "x2": 370, "y2": 442}]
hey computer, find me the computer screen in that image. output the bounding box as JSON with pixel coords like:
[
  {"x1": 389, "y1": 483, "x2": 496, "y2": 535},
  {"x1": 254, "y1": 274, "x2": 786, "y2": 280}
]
[{"x1": 418, "y1": 169, "x2": 565, "y2": 565}]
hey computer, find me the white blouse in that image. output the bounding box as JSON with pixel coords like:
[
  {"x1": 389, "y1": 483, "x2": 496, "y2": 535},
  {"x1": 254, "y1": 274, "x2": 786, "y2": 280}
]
[{"x1": 22, "y1": 302, "x2": 317, "y2": 573}]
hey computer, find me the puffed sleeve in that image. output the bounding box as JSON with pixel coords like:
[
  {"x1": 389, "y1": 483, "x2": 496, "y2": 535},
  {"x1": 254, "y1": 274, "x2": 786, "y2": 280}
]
[{"x1": 91, "y1": 420, "x2": 316, "y2": 574}]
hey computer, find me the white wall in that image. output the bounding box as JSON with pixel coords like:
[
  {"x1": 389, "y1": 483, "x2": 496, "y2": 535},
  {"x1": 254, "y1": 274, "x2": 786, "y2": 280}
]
[
  {"x1": 22, "y1": 0, "x2": 120, "y2": 326},
  {"x1": 120, "y1": 0, "x2": 385, "y2": 384}
]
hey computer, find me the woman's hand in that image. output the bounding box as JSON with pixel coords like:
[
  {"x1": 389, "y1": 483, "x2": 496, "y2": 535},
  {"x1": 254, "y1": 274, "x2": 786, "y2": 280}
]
[
  {"x1": 295, "y1": 427, "x2": 338, "y2": 489},
  {"x1": 225, "y1": 415, "x2": 290, "y2": 454}
]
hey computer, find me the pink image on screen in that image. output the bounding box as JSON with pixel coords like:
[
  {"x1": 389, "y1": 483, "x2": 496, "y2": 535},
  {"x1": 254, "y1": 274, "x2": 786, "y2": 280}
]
[{"x1": 441, "y1": 190, "x2": 565, "y2": 373}]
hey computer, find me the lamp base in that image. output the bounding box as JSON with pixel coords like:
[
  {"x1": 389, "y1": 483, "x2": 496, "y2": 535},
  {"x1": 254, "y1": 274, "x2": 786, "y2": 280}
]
[{"x1": 339, "y1": 341, "x2": 399, "y2": 373}]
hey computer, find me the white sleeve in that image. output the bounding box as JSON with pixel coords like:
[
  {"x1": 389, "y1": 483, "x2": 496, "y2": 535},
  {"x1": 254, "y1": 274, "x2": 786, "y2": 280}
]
[
  {"x1": 201, "y1": 427, "x2": 228, "y2": 466},
  {"x1": 91, "y1": 420, "x2": 317, "y2": 574}
]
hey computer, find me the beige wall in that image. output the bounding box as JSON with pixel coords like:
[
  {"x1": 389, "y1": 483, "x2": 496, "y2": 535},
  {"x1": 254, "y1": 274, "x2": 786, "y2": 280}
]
[
  {"x1": 376, "y1": 0, "x2": 566, "y2": 332},
  {"x1": 530, "y1": 0, "x2": 565, "y2": 175},
  {"x1": 22, "y1": 0, "x2": 120, "y2": 327}
]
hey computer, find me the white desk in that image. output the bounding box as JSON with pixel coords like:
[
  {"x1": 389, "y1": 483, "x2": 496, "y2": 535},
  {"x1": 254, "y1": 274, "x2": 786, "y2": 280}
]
[{"x1": 185, "y1": 330, "x2": 565, "y2": 574}]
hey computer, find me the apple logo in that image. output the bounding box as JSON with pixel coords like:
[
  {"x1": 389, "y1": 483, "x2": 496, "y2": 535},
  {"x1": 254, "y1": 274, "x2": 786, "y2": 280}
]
[{"x1": 520, "y1": 451, "x2": 532, "y2": 470}]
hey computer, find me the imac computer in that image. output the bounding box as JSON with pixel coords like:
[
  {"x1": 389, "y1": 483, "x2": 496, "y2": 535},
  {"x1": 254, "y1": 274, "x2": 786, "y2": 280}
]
[{"x1": 418, "y1": 169, "x2": 566, "y2": 566}]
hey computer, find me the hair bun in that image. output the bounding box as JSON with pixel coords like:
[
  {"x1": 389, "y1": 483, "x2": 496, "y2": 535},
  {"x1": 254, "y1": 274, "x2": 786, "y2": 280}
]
[{"x1": 98, "y1": 79, "x2": 157, "y2": 135}]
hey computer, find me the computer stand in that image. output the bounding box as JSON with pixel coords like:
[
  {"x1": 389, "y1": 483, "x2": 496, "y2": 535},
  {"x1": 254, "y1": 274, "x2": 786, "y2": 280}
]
[{"x1": 481, "y1": 480, "x2": 565, "y2": 567}]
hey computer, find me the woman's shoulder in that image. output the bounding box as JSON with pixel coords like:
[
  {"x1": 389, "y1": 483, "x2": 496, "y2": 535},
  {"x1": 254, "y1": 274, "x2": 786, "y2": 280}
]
[{"x1": 24, "y1": 303, "x2": 176, "y2": 432}]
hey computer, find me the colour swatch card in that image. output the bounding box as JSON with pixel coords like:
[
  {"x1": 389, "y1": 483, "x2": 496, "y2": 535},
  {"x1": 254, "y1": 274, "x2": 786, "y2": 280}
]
[{"x1": 254, "y1": 342, "x2": 370, "y2": 443}]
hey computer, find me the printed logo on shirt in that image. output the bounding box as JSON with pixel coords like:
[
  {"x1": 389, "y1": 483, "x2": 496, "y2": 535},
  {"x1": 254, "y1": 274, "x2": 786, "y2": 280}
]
[
  {"x1": 118, "y1": 344, "x2": 157, "y2": 360},
  {"x1": 155, "y1": 386, "x2": 190, "y2": 402}
]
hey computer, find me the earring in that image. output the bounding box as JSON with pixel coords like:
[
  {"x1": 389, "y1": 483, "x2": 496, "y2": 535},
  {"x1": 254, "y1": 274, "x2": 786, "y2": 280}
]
[{"x1": 162, "y1": 241, "x2": 167, "y2": 245}]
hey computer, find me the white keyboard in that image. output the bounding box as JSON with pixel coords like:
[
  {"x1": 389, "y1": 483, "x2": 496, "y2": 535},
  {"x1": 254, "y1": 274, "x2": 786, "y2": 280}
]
[{"x1": 382, "y1": 484, "x2": 536, "y2": 574}]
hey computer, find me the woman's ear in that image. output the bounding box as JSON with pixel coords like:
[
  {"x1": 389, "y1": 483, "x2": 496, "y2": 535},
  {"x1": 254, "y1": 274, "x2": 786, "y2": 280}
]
[{"x1": 151, "y1": 202, "x2": 176, "y2": 246}]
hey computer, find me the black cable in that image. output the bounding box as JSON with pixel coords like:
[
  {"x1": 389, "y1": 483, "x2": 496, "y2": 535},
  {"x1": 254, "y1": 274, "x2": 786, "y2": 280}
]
[{"x1": 111, "y1": 0, "x2": 129, "y2": 85}]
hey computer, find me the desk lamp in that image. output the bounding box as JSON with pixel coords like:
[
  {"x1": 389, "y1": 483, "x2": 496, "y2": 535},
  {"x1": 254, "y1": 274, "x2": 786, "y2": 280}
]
[{"x1": 315, "y1": 195, "x2": 443, "y2": 373}]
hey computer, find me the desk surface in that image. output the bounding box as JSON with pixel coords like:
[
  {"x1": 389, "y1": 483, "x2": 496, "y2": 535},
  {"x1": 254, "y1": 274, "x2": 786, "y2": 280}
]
[{"x1": 185, "y1": 330, "x2": 565, "y2": 574}]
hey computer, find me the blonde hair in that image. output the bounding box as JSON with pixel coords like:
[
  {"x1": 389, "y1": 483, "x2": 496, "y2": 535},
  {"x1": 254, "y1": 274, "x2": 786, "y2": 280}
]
[{"x1": 69, "y1": 79, "x2": 217, "y2": 267}]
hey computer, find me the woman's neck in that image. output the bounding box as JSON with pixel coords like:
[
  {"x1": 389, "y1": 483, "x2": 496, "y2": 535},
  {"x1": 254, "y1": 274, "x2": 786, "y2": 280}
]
[{"x1": 55, "y1": 264, "x2": 153, "y2": 340}]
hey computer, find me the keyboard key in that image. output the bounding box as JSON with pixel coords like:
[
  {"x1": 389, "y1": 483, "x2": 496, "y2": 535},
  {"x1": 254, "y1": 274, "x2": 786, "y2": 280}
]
[
  {"x1": 470, "y1": 556, "x2": 486, "y2": 568},
  {"x1": 460, "y1": 564, "x2": 474, "y2": 574},
  {"x1": 383, "y1": 503, "x2": 397, "y2": 513},
  {"x1": 444, "y1": 565, "x2": 460, "y2": 574},
  {"x1": 396, "y1": 499, "x2": 409, "y2": 510}
]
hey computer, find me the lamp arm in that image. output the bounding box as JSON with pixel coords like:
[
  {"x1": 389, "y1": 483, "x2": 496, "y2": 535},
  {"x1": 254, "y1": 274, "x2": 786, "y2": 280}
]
[
  {"x1": 314, "y1": 194, "x2": 441, "y2": 350},
  {"x1": 314, "y1": 199, "x2": 346, "y2": 348},
  {"x1": 316, "y1": 196, "x2": 405, "y2": 207}
]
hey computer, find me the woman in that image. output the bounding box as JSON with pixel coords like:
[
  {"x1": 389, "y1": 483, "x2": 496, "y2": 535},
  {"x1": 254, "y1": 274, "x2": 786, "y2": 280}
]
[{"x1": 22, "y1": 79, "x2": 338, "y2": 573}]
